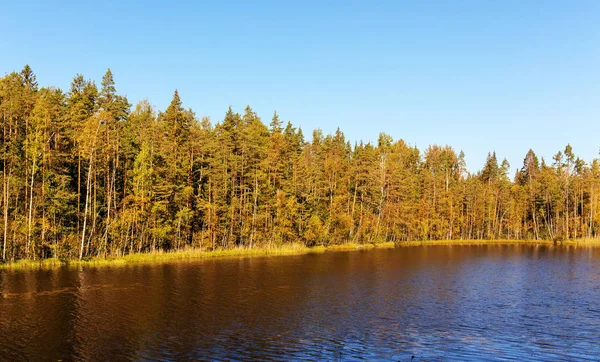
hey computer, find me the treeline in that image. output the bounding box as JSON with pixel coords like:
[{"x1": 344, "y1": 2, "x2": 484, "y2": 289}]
[{"x1": 1, "y1": 66, "x2": 600, "y2": 262}]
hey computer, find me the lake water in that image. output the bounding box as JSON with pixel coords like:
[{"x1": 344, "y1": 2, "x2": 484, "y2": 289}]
[{"x1": 2, "y1": 244, "x2": 600, "y2": 361}]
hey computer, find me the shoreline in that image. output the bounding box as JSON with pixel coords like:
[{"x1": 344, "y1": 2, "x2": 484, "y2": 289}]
[{"x1": 2, "y1": 239, "x2": 600, "y2": 271}]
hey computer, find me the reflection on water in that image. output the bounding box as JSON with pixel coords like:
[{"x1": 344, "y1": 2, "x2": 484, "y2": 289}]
[{"x1": 2, "y1": 245, "x2": 600, "y2": 360}]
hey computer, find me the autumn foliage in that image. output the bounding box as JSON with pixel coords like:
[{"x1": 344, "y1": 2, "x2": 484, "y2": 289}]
[{"x1": 1, "y1": 66, "x2": 599, "y2": 262}]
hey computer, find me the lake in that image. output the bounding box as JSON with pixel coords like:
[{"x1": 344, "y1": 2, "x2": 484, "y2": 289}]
[{"x1": 2, "y1": 244, "x2": 600, "y2": 360}]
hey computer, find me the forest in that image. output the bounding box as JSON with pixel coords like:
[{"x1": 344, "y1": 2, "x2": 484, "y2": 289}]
[{"x1": 1, "y1": 65, "x2": 599, "y2": 262}]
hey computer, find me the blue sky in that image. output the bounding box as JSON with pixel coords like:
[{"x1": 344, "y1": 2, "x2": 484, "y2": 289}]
[{"x1": 2, "y1": 0, "x2": 599, "y2": 173}]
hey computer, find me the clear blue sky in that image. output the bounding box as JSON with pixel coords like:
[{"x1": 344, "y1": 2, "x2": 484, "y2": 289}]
[{"x1": 2, "y1": 0, "x2": 599, "y2": 173}]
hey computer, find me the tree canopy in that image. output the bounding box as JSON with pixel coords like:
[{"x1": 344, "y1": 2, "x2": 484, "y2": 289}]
[{"x1": 1, "y1": 66, "x2": 599, "y2": 262}]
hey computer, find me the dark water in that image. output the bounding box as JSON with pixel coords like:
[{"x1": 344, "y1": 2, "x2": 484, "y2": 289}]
[{"x1": 2, "y1": 245, "x2": 600, "y2": 361}]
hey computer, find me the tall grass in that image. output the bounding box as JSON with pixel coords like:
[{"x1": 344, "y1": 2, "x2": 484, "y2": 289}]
[
  {"x1": 2, "y1": 239, "x2": 600, "y2": 271},
  {"x1": 0, "y1": 242, "x2": 389, "y2": 271}
]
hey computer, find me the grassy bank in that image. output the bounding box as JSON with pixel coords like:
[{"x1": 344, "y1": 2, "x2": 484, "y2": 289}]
[
  {"x1": 0, "y1": 242, "x2": 396, "y2": 271},
  {"x1": 394, "y1": 239, "x2": 600, "y2": 247},
  {"x1": 2, "y1": 239, "x2": 600, "y2": 271}
]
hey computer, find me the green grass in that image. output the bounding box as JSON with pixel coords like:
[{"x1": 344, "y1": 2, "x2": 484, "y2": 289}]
[{"x1": 2, "y1": 238, "x2": 600, "y2": 271}]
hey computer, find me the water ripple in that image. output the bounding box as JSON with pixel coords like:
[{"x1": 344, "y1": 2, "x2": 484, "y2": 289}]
[{"x1": 2, "y1": 245, "x2": 600, "y2": 360}]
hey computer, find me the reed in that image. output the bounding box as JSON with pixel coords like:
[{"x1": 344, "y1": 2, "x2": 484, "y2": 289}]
[
  {"x1": 394, "y1": 239, "x2": 600, "y2": 247},
  {"x1": 2, "y1": 239, "x2": 600, "y2": 271}
]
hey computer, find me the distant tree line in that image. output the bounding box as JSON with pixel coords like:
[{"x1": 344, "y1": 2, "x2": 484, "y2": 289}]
[{"x1": 1, "y1": 66, "x2": 599, "y2": 262}]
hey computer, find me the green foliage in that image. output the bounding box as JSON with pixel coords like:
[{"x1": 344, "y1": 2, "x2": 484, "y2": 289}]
[{"x1": 2, "y1": 66, "x2": 600, "y2": 263}]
